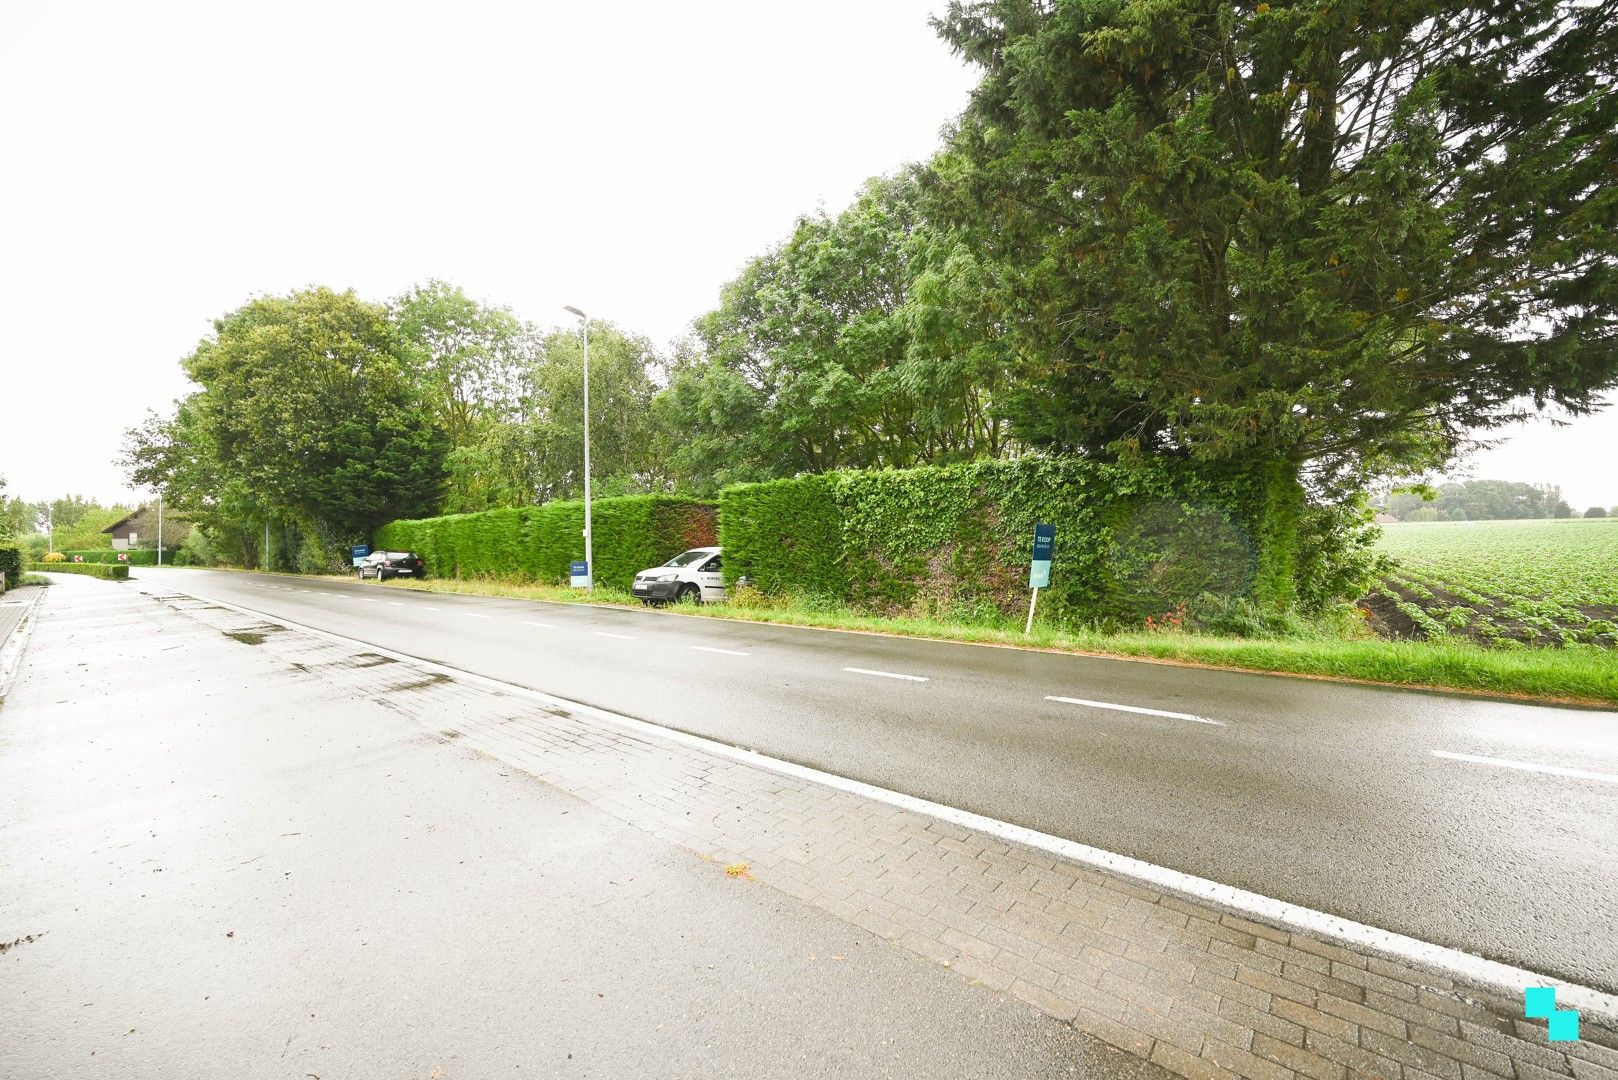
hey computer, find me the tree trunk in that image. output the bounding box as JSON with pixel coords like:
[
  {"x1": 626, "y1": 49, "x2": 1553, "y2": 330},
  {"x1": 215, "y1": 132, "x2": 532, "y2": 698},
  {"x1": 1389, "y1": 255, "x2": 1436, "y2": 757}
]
[{"x1": 1251, "y1": 458, "x2": 1304, "y2": 613}]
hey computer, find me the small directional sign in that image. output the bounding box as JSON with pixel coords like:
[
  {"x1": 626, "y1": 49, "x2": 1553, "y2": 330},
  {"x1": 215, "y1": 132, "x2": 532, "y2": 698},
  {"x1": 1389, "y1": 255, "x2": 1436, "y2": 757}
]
[
  {"x1": 570, "y1": 560, "x2": 590, "y2": 588},
  {"x1": 1029, "y1": 523, "x2": 1055, "y2": 589}
]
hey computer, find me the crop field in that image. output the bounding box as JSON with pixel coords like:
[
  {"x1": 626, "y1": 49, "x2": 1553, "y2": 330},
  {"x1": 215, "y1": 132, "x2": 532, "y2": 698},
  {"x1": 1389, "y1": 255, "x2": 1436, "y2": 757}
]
[{"x1": 1368, "y1": 518, "x2": 1618, "y2": 649}]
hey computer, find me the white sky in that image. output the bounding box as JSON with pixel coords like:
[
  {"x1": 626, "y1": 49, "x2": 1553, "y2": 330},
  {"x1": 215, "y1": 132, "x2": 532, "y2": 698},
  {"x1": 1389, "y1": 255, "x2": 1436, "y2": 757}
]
[{"x1": 2, "y1": 2, "x2": 1614, "y2": 511}]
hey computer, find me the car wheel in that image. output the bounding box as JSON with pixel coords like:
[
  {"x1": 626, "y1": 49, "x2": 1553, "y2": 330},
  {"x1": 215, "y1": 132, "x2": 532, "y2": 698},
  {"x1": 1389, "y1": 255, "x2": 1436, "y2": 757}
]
[{"x1": 677, "y1": 583, "x2": 700, "y2": 605}]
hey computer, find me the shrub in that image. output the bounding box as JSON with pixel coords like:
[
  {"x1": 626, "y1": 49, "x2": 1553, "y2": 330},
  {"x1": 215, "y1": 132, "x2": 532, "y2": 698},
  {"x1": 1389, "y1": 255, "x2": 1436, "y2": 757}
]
[
  {"x1": 0, "y1": 546, "x2": 21, "y2": 590},
  {"x1": 41, "y1": 551, "x2": 66, "y2": 562},
  {"x1": 29, "y1": 560, "x2": 129, "y2": 580},
  {"x1": 376, "y1": 495, "x2": 718, "y2": 590},
  {"x1": 718, "y1": 457, "x2": 1369, "y2": 626}
]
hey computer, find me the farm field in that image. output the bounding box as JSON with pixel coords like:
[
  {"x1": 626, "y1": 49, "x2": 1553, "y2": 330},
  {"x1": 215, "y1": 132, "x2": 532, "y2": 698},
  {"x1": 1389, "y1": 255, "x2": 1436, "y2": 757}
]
[{"x1": 1369, "y1": 518, "x2": 1618, "y2": 649}]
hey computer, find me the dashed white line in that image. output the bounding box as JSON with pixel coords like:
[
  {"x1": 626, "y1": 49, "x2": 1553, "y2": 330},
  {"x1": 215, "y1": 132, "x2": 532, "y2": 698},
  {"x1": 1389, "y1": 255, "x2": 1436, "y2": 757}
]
[
  {"x1": 689, "y1": 645, "x2": 750, "y2": 657},
  {"x1": 465, "y1": 613, "x2": 491, "y2": 620},
  {"x1": 422, "y1": 605, "x2": 441, "y2": 611},
  {"x1": 843, "y1": 667, "x2": 928, "y2": 683},
  {"x1": 1046, "y1": 696, "x2": 1223, "y2": 726},
  {"x1": 521, "y1": 621, "x2": 556, "y2": 629},
  {"x1": 388, "y1": 601, "x2": 405, "y2": 607},
  {"x1": 1431, "y1": 750, "x2": 1618, "y2": 785},
  {"x1": 593, "y1": 632, "x2": 636, "y2": 640}
]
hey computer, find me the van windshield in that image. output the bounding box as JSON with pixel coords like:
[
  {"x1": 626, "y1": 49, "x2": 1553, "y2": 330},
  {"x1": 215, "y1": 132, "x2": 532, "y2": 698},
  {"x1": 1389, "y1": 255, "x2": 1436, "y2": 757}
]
[{"x1": 663, "y1": 550, "x2": 711, "y2": 567}]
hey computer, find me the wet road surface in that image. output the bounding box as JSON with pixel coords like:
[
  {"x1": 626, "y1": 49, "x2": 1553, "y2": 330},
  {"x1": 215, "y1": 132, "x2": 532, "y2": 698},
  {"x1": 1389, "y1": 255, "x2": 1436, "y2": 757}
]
[
  {"x1": 1, "y1": 574, "x2": 1162, "y2": 1079},
  {"x1": 133, "y1": 567, "x2": 1618, "y2": 993}
]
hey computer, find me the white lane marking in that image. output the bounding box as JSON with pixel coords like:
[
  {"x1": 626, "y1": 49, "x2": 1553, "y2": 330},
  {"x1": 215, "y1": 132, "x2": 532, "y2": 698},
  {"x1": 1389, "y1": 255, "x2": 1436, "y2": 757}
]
[
  {"x1": 152, "y1": 588, "x2": 1618, "y2": 1025},
  {"x1": 388, "y1": 602, "x2": 405, "y2": 607},
  {"x1": 521, "y1": 621, "x2": 556, "y2": 629},
  {"x1": 465, "y1": 613, "x2": 491, "y2": 620},
  {"x1": 593, "y1": 632, "x2": 635, "y2": 640},
  {"x1": 1432, "y1": 750, "x2": 1618, "y2": 786},
  {"x1": 360, "y1": 598, "x2": 378, "y2": 603},
  {"x1": 843, "y1": 667, "x2": 928, "y2": 682},
  {"x1": 422, "y1": 605, "x2": 441, "y2": 611},
  {"x1": 689, "y1": 645, "x2": 749, "y2": 657},
  {"x1": 1046, "y1": 695, "x2": 1223, "y2": 727}
]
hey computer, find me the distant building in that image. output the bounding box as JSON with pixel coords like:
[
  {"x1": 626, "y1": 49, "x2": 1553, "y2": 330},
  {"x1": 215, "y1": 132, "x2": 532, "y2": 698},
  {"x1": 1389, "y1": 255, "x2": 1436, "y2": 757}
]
[
  {"x1": 100, "y1": 505, "x2": 189, "y2": 551},
  {"x1": 101, "y1": 510, "x2": 142, "y2": 550}
]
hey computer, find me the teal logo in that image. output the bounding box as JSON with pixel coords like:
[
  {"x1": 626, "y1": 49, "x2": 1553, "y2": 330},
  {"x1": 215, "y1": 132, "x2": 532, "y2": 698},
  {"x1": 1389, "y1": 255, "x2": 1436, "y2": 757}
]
[{"x1": 1525, "y1": 987, "x2": 1579, "y2": 1041}]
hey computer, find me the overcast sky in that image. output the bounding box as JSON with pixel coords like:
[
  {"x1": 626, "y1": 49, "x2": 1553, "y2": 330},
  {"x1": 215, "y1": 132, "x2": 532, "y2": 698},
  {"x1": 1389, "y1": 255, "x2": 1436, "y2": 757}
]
[{"x1": 2, "y1": 2, "x2": 1613, "y2": 511}]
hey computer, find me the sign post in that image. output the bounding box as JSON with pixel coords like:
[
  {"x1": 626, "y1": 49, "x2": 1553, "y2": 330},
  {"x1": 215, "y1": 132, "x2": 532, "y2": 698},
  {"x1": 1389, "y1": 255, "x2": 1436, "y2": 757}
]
[
  {"x1": 570, "y1": 560, "x2": 590, "y2": 588},
  {"x1": 1026, "y1": 523, "x2": 1055, "y2": 635}
]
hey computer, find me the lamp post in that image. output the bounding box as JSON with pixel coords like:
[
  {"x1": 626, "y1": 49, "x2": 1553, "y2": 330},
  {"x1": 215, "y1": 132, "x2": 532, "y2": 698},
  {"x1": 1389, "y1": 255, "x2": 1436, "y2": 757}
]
[
  {"x1": 156, "y1": 493, "x2": 163, "y2": 566},
  {"x1": 563, "y1": 305, "x2": 593, "y2": 591}
]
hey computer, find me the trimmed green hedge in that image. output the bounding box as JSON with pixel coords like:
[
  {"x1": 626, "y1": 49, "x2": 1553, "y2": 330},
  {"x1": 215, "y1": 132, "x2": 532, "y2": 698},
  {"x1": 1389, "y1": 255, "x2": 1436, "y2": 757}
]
[
  {"x1": 31, "y1": 561, "x2": 130, "y2": 580},
  {"x1": 0, "y1": 546, "x2": 22, "y2": 591},
  {"x1": 57, "y1": 548, "x2": 181, "y2": 566},
  {"x1": 376, "y1": 495, "x2": 718, "y2": 589},
  {"x1": 719, "y1": 458, "x2": 1274, "y2": 624}
]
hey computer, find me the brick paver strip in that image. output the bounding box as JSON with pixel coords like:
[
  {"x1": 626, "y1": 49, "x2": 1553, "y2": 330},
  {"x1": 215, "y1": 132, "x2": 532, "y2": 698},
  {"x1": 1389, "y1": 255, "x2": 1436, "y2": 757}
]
[{"x1": 155, "y1": 589, "x2": 1618, "y2": 1079}]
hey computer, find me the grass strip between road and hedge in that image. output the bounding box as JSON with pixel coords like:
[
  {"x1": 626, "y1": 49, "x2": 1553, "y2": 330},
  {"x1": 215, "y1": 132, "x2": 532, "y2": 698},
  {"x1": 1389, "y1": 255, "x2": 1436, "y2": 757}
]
[{"x1": 329, "y1": 573, "x2": 1618, "y2": 707}]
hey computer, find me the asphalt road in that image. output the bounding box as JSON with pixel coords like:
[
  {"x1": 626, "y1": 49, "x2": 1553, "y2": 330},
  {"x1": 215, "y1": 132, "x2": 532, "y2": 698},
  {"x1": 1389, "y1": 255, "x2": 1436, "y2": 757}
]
[
  {"x1": 135, "y1": 567, "x2": 1618, "y2": 993},
  {"x1": 4, "y1": 574, "x2": 1157, "y2": 1079}
]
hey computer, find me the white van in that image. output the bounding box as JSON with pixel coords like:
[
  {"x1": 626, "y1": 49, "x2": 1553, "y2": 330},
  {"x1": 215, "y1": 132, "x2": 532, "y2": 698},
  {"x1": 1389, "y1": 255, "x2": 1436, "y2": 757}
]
[{"x1": 631, "y1": 547, "x2": 725, "y2": 604}]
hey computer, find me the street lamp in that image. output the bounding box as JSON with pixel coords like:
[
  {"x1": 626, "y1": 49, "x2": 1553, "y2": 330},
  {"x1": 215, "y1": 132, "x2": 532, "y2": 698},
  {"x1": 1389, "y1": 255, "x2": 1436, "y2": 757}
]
[{"x1": 563, "y1": 305, "x2": 593, "y2": 591}]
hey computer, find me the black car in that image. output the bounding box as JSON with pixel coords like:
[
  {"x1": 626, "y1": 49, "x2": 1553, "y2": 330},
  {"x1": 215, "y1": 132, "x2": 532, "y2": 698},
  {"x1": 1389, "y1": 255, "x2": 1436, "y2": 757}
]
[{"x1": 358, "y1": 550, "x2": 426, "y2": 581}]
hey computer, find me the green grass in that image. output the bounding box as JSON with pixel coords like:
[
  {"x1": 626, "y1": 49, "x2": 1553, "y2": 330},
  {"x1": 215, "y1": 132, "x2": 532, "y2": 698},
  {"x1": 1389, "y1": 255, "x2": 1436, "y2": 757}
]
[{"x1": 352, "y1": 573, "x2": 1618, "y2": 706}]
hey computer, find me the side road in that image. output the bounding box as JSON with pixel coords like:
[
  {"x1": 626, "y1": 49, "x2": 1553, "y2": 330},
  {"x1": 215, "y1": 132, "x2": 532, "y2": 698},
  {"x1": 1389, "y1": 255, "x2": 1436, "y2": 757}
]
[{"x1": 0, "y1": 574, "x2": 1156, "y2": 1079}]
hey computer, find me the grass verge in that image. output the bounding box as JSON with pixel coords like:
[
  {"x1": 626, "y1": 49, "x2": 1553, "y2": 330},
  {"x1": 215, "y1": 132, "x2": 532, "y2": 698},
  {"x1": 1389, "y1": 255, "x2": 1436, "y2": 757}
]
[{"x1": 337, "y1": 574, "x2": 1618, "y2": 707}]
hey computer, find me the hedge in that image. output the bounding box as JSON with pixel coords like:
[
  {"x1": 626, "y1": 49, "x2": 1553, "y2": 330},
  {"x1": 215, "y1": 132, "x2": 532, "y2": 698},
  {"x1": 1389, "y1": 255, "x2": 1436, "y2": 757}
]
[
  {"x1": 0, "y1": 546, "x2": 21, "y2": 590},
  {"x1": 719, "y1": 458, "x2": 1274, "y2": 624},
  {"x1": 57, "y1": 548, "x2": 182, "y2": 566},
  {"x1": 31, "y1": 561, "x2": 129, "y2": 580},
  {"x1": 376, "y1": 495, "x2": 718, "y2": 589}
]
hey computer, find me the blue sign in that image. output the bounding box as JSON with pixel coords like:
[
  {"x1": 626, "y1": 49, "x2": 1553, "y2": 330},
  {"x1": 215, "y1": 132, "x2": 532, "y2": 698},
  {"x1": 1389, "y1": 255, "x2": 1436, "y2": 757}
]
[
  {"x1": 351, "y1": 544, "x2": 370, "y2": 567},
  {"x1": 1029, "y1": 523, "x2": 1055, "y2": 589},
  {"x1": 570, "y1": 560, "x2": 590, "y2": 588}
]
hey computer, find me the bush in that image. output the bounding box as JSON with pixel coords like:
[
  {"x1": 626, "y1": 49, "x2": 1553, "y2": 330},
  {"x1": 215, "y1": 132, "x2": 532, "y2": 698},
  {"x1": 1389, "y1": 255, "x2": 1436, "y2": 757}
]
[
  {"x1": 29, "y1": 560, "x2": 129, "y2": 580},
  {"x1": 1586, "y1": 506, "x2": 1609, "y2": 518},
  {"x1": 718, "y1": 457, "x2": 1369, "y2": 627},
  {"x1": 376, "y1": 495, "x2": 718, "y2": 590},
  {"x1": 57, "y1": 548, "x2": 180, "y2": 566},
  {"x1": 41, "y1": 551, "x2": 66, "y2": 562},
  {"x1": 0, "y1": 546, "x2": 21, "y2": 590}
]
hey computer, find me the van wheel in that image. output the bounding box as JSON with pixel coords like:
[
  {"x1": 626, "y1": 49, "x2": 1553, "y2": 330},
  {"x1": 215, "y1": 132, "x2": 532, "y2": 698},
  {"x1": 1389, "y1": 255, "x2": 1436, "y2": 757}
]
[{"x1": 677, "y1": 583, "x2": 700, "y2": 605}]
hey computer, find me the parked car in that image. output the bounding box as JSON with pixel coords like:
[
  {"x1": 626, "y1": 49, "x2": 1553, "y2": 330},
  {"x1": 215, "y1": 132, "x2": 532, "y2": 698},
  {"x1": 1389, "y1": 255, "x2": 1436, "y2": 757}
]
[
  {"x1": 632, "y1": 547, "x2": 725, "y2": 604},
  {"x1": 357, "y1": 550, "x2": 427, "y2": 581}
]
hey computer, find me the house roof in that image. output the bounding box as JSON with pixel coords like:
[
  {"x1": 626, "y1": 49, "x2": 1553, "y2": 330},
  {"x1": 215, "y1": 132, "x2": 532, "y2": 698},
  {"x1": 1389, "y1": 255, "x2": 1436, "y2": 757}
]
[{"x1": 101, "y1": 510, "x2": 143, "y2": 534}]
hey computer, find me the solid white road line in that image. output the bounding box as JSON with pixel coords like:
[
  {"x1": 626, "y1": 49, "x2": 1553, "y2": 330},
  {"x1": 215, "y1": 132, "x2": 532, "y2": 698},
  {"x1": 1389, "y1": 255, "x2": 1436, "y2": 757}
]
[
  {"x1": 155, "y1": 586, "x2": 1618, "y2": 1025},
  {"x1": 689, "y1": 645, "x2": 749, "y2": 657},
  {"x1": 843, "y1": 667, "x2": 928, "y2": 682},
  {"x1": 1431, "y1": 750, "x2": 1618, "y2": 786},
  {"x1": 1046, "y1": 695, "x2": 1223, "y2": 727},
  {"x1": 521, "y1": 621, "x2": 556, "y2": 629},
  {"x1": 593, "y1": 632, "x2": 635, "y2": 640}
]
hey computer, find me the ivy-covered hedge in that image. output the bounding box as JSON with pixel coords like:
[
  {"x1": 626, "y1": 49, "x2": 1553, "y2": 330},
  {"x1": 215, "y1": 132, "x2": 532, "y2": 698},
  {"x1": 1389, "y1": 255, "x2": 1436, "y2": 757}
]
[
  {"x1": 376, "y1": 495, "x2": 718, "y2": 589},
  {"x1": 0, "y1": 546, "x2": 22, "y2": 590},
  {"x1": 57, "y1": 548, "x2": 182, "y2": 566},
  {"x1": 719, "y1": 458, "x2": 1367, "y2": 624},
  {"x1": 30, "y1": 561, "x2": 130, "y2": 580}
]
